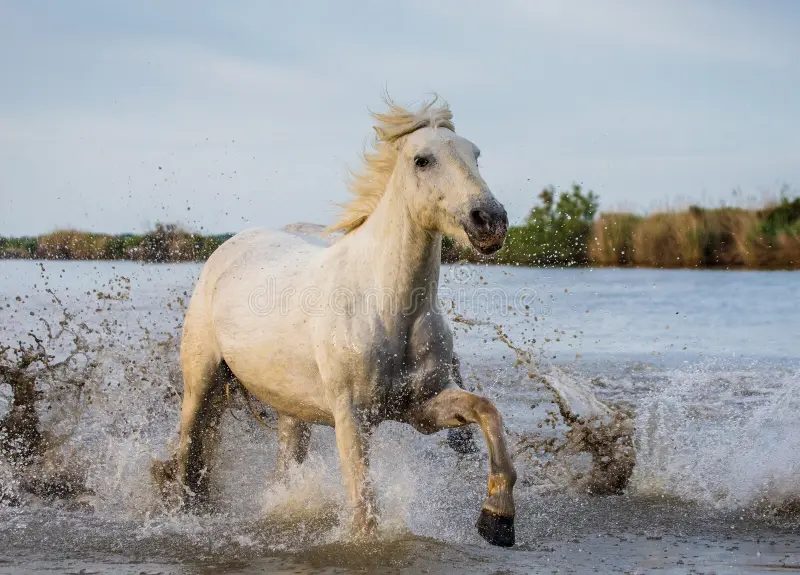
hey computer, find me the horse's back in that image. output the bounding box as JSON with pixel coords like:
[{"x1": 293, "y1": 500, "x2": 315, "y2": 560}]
[
  {"x1": 200, "y1": 226, "x2": 325, "y2": 331},
  {"x1": 207, "y1": 226, "x2": 322, "y2": 276}
]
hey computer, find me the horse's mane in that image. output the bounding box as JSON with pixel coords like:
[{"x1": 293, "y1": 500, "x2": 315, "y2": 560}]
[{"x1": 329, "y1": 97, "x2": 455, "y2": 234}]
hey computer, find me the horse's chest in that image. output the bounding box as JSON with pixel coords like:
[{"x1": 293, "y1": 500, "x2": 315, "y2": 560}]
[
  {"x1": 363, "y1": 321, "x2": 452, "y2": 414},
  {"x1": 320, "y1": 309, "x2": 452, "y2": 416}
]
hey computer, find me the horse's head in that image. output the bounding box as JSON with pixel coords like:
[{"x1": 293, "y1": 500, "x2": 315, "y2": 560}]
[
  {"x1": 332, "y1": 98, "x2": 508, "y2": 254},
  {"x1": 397, "y1": 126, "x2": 508, "y2": 255}
]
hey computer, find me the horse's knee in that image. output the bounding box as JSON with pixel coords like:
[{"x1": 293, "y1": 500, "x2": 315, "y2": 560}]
[{"x1": 471, "y1": 395, "x2": 500, "y2": 420}]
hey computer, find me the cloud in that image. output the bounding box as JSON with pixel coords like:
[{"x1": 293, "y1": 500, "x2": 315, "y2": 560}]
[
  {"x1": 1, "y1": 1, "x2": 798, "y2": 235},
  {"x1": 510, "y1": 0, "x2": 798, "y2": 67}
]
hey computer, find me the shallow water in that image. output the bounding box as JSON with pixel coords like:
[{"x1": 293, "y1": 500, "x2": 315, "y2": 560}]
[{"x1": 1, "y1": 260, "x2": 799, "y2": 574}]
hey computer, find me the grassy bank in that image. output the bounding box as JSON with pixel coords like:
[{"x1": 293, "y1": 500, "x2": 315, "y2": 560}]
[
  {"x1": 2, "y1": 191, "x2": 799, "y2": 268},
  {"x1": 0, "y1": 224, "x2": 232, "y2": 263}
]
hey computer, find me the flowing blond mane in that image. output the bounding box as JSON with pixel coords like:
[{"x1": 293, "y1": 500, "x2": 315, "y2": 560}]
[{"x1": 329, "y1": 97, "x2": 455, "y2": 234}]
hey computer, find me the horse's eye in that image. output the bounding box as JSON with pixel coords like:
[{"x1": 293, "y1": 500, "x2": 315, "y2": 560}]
[{"x1": 414, "y1": 155, "x2": 431, "y2": 168}]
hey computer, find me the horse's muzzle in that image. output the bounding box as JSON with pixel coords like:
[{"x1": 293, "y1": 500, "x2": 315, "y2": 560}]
[{"x1": 463, "y1": 202, "x2": 508, "y2": 255}]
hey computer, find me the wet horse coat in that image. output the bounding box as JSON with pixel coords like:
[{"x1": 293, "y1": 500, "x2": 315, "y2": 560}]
[{"x1": 157, "y1": 99, "x2": 517, "y2": 546}]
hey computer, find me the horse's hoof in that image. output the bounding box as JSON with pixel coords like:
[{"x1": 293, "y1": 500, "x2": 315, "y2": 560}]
[
  {"x1": 182, "y1": 496, "x2": 213, "y2": 514},
  {"x1": 476, "y1": 509, "x2": 515, "y2": 547},
  {"x1": 151, "y1": 459, "x2": 177, "y2": 495}
]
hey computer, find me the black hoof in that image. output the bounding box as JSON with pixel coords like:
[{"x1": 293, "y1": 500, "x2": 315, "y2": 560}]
[
  {"x1": 447, "y1": 427, "x2": 479, "y2": 455},
  {"x1": 476, "y1": 509, "x2": 515, "y2": 547},
  {"x1": 178, "y1": 490, "x2": 213, "y2": 514}
]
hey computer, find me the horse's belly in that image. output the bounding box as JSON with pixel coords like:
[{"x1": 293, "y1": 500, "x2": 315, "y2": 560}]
[
  {"x1": 208, "y1": 232, "x2": 332, "y2": 423},
  {"x1": 213, "y1": 297, "x2": 331, "y2": 424},
  {"x1": 221, "y1": 337, "x2": 332, "y2": 424}
]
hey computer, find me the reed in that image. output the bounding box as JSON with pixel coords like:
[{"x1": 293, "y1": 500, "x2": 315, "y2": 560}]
[
  {"x1": 631, "y1": 211, "x2": 704, "y2": 268},
  {"x1": 590, "y1": 200, "x2": 799, "y2": 269},
  {"x1": 589, "y1": 213, "x2": 641, "y2": 266}
]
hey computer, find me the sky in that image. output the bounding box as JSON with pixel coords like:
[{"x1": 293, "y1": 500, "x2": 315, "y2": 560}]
[{"x1": 1, "y1": 0, "x2": 799, "y2": 235}]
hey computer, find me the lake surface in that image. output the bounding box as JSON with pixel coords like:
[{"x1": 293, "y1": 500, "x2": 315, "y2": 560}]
[{"x1": 1, "y1": 260, "x2": 799, "y2": 574}]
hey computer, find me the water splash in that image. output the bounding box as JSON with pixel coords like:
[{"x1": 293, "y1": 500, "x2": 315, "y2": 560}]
[
  {"x1": 630, "y1": 362, "x2": 800, "y2": 512},
  {"x1": 2, "y1": 260, "x2": 800, "y2": 561},
  {"x1": 451, "y1": 312, "x2": 636, "y2": 495}
]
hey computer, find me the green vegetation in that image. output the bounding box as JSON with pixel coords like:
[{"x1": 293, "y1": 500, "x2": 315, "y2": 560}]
[
  {"x1": 2, "y1": 191, "x2": 799, "y2": 269},
  {"x1": 498, "y1": 185, "x2": 598, "y2": 266}
]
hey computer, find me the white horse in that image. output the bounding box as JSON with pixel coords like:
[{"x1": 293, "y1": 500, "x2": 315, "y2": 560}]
[{"x1": 154, "y1": 98, "x2": 517, "y2": 546}]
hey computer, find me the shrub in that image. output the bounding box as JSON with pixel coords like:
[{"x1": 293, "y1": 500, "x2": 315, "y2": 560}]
[
  {"x1": 746, "y1": 197, "x2": 800, "y2": 268},
  {"x1": 131, "y1": 224, "x2": 197, "y2": 262},
  {"x1": 36, "y1": 230, "x2": 112, "y2": 260},
  {"x1": 1, "y1": 194, "x2": 797, "y2": 268},
  {"x1": 0, "y1": 237, "x2": 37, "y2": 259},
  {"x1": 496, "y1": 184, "x2": 598, "y2": 266}
]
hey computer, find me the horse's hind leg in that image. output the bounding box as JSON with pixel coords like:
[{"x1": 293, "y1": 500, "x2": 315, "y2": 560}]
[
  {"x1": 177, "y1": 359, "x2": 230, "y2": 508},
  {"x1": 153, "y1": 324, "x2": 228, "y2": 509},
  {"x1": 276, "y1": 413, "x2": 311, "y2": 476}
]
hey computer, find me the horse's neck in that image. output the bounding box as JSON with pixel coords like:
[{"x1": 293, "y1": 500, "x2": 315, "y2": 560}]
[{"x1": 349, "y1": 180, "x2": 441, "y2": 320}]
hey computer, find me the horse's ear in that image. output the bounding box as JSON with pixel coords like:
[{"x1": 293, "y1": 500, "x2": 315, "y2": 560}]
[{"x1": 373, "y1": 125, "x2": 387, "y2": 141}]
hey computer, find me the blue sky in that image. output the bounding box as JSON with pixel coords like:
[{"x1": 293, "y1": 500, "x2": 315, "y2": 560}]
[{"x1": 1, "y1": 1, "x2": 798, "y2": 235}]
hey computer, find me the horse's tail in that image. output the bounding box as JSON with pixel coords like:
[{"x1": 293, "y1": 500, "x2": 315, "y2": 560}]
[{"x1": 222, "y1": 364, "x2": 276, "y2": 431}]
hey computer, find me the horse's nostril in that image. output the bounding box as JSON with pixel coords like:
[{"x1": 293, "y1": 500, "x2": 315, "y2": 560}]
[{"x1": 470, "y1": 209, "x2": 491, "y2": 229}]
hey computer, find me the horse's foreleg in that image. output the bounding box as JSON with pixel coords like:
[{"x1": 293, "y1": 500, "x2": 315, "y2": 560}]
[
  {"x1": 411, "y1": 388, "x2": 516, "y2": 547},
  {"x1": 276, "y1": 413, "x2": 311, "y2": 476},
  {"x1": 333, "y1": 402, "x2": 377, "y2": 538}
]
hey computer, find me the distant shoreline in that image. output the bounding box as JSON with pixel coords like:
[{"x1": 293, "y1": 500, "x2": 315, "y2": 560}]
[{"x1": 2, "y1": 192, "x2": 799, "y2": 270}]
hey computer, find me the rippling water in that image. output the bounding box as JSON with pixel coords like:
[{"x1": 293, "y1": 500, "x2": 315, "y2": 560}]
[{"x1": 1, "y1": 260, "x2": 798, "y2": 574}]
